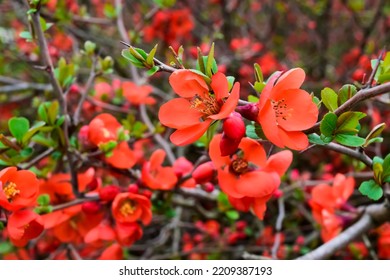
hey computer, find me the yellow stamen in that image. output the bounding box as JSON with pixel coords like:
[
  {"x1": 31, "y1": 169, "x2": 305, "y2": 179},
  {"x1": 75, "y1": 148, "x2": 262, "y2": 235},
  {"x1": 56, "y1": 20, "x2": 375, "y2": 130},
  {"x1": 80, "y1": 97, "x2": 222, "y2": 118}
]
[
  {"x1": 230, "y1": 158, "x2": 249, "y2": 175},
  {"x1": 190, "y1": 94, "x2": 221, "y2": 116},
  {"x1": 3, "y1": 182, "x2": 20, "y2": 202},
  {"x1": 120, "y1": 200, "x2": 136, "y2": 216}
]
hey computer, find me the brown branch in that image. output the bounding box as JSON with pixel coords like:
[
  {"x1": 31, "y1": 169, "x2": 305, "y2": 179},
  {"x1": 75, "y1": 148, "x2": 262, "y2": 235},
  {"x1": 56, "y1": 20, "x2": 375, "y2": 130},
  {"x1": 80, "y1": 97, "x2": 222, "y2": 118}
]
[{"x1": 297, "y1": 203, "x2": 390, "y2": 259}]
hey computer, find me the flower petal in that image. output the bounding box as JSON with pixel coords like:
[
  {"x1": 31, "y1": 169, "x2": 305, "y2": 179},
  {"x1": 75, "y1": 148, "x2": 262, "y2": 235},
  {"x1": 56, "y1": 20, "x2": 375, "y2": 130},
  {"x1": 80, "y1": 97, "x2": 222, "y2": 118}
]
[
  {"x1": 208, "y1": 134, "x2": 231, "y2": 168},
  {"x1": 217, "y1": 169, "x2": 244, "y2": 198},
  {"x1": 273, "y1": 89, "x2": 318, "y2": 131},
  {"x1": 258, "y1": 102, "x2": 284, "y2": 148},
  {"x1": 211, "y1": 72, "x2": 229, "y2": 101},
  {"x1": 257, "y1": 71, "x2": 282, "y2": 111},
  {"x1": 169, "y1": 70, "x2": 209, "y2": 98},
  {"x1": 159, "y1": 98, "x2": 203, "y2": 129},
  {"x1": 170, "y1": 119, "x2": 213, "y2": 146},
  {"x1": 237, "y1": 171, "x2": 280, "y2": 198},
  {"x1": 209, "y1": 82, "x2": 240, "y2": 120},
  {"x1": 264, "y1": 150, "x2": 293, "y2": 176},
  {"x1": 105, "y1": 142, "x2": 136, "y2": 169},
  {"x1": 278, "y1": 129, "x2": 309, "y2": 150},
  {"x1": 239, "y1": 137, "x2": 267, "y2": 167},
  {"x1": 272, "y1": 68, "x2": 305, "y2": 93},
  {"x1": 252, "y1": 195, "x2": 272, "y2": 220}
]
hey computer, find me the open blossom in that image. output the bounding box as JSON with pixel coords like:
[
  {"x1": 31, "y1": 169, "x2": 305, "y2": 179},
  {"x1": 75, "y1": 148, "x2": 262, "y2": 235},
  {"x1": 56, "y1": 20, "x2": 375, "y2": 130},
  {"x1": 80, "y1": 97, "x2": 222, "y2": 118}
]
[
  {"x1": 122, "y1": 81, "x2": 155, "y2": 106},
  {"x1": 111, "y1": 192, "x2": 152, "y2": 225},
  {"x1": 7, "y1": 209, "x2": 44, "y2": 247},
  {"x1": 0, "y1": 167, "x2": 39, "y2": 211},
  {"x1": 257, "y1": 68, "x2": 318, "y2": 150},
  {"x1": 142, "y1": 149, "x2": 178, "y2": 190},
  {"x1": 87, "y1": 113, "x2": 136, "y2": 169},
  {"x1": 309, "y1": 174, "x2": 355, "y2": 242},
  {"x1": 209, "y1": 134, "x2": 292, "y2": 219},
  {"x1": 159, "y1": 70, "x2": 240, "y2": 146}
]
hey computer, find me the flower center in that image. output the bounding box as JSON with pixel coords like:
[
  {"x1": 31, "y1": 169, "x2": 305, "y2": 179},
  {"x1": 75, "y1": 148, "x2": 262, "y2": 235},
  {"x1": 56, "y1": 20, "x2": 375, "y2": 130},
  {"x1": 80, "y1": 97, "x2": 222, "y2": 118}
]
[
  {"x1": 271, "y1": 99, "x2": 291, "y2": 123},
  {"x1": 3, "y1": 181, "x2": 20, "y2": 202},
  {"x1": 229, "y1": 158, "x2": 249, "y2": 175},
  {"x1": 190, "y1": 94, "x2": 221, "y2": 116},
  {"x1": 120, "y1": 200, "x2": 136, "y2": 216}
]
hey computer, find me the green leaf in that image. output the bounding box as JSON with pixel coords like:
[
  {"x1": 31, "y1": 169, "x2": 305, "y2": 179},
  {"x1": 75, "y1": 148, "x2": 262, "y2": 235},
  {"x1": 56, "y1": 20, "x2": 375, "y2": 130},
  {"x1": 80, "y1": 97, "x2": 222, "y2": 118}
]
[
  {"x1": 146, "y1": 65, "x2": 159, "y2": 76},
  {"x1": 0, "y1": 242, "x2": 13, "y2": 254},
  {"x1": 8, "y1": 117, "x2": 30, "y2": 143},
  {"x1": 359, "y1": 180, "x2": 383, "y2": 201},
  {"x1": 19, "y1": 31, "x2": 32, "y2": 40},
  {"x1": 37, "y1": 194, "x2": 50, "y2": 206},
  {"x1": 253, "y1": 81, "x2": 265, "y2": 93},
  {"x1": 382, "y1": 154, "x2": 390, "y2": 180},
  {"x1": 246, "y1": 124, "x2": 260, "y2": 139},
  {"x1": 188, "y1": 69, "x2": 211, "y2": 84},
  {"x1": 226, "y1": 76, "x2": 235, "y2": 91},
  {"x1": 321, "y1": 87, "x2": 338, "y2": 112},
  {"x1": 254, "y1": 63, "x2": 264, "y2": 83},
  {"x1": 84, "y1": 41, "x2": 96, "y2": 55},
  {"x1": 217, "y1": 191, "x2": 231, "y2": 211},
  {"x1": 22, "y1": 121, "x2": 46, "y2": 144},
  {"x1": 308, "y1": 133, "x2": 326, "y2": 145},
  {"x1": 338, "y1": 84, "x2": 357, "y2": 106},
  {"x1": 247, "y1": 95, "x2": 259, "y2": 103},
  {"x1": 320, "y1": 112, "x2": 337, "y2": 137},
  {"x1": 146, "y1": 44, "x2": 158, "y2": 66},
  {"x1": 336, "y1": 111, "x2": 366, "y2": 135},
  {"x1": 121, "y1": 49, "x2": 144, "y2": 68},
  {"x1": 373, "y1": 162, "x2": 383, "y2": 184},
  {"x1": 334, "y1": 134, "x2": 365, "y2": 147},
  {"x1": 364, "y1": 123, "x2": 385, "y2": 147},
  {"x1": 378, "y1": 72, "x2": 390, "y2": 84},
  {"x1": 226, "y1": 210, "x2": 239, "y2": 220}
]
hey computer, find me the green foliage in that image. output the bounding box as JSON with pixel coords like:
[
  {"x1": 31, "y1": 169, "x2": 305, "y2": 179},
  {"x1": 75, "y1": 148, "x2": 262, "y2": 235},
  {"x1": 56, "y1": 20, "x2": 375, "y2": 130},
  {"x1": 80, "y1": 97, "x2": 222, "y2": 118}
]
[
  {"x1": 321, "y1": 87, "x2": 338, "y2": 112},
  {"x1": 54, "y1": 58, "x2": 76, "y2": 88},
  {"x1": 8, "y1": 117, "x2": 29, "y2": 143},
  {"x1": 338, "y1": 84, "x2": 357, "y2": 106},
  {"x1": 359, "y1": 180, "x2": 383, "y2": 201}
]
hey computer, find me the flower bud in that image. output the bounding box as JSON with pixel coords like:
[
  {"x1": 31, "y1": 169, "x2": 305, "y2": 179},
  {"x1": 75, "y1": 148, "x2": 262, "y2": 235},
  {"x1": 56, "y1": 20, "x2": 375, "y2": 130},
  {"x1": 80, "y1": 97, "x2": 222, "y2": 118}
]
[
  {"x1": 128, "y1": 184, "x2": 139, "y2": 194},
  {"x1": 236, "y1": 104, "x2": 259, "y2": 122},
  {"x1": 192, "y1": 161, "x2": 215, "y2": 184},
  {"x1": 85, "y1": 177, "x2": 100, "y2": 192},
  {"x1": 81, "y1": 201, "x2": 101, "y2": 215},
  {"x1": 219, "y1": 134, "x2": 241, "y2": 156},
  {"x1": 98, "y1": 185, "x2": 121, "y2": 201},
  {"x1": 223, "y1": 112, "x2": 246, "y2": 140},
  {"x1": 202, "y1": 182, "x2": 214, "y2": 193}
]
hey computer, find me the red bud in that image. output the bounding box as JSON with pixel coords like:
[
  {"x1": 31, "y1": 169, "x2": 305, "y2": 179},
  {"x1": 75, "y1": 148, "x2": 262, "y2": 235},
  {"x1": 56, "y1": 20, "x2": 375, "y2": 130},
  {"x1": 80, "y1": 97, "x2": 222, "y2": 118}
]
[
  {"x1": 203, "y1": 182, "x2": 214, "y2": 193},
  {"x1": 236, "y1": 104, "x2": 259, "y2": 122},
  {"x1": 98, "y1": 185, "x2": 120, "y2": 201},
  {"x1": 81, "y1": 201, "x2": 101, "y2": 215},
  {"x1": 223, "y1": 112, "x2": 246, "y2": 140},
  {"x1": 128, "y1": 184, "x2": 139, "y2": 194},
  {"x1": 219, "y1": 134, "x2": 241, "y2": 156},
  {"x1": 192, "y1": 161, "x2": 215, "y2": 184}
]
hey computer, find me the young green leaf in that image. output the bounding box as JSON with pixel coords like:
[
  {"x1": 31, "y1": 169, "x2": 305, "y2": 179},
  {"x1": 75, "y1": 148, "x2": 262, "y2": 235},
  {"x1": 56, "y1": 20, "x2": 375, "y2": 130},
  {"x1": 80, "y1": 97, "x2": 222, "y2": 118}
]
[
  {"x1": 359, "y1": 180, "x2": 383, "y2": 201},
  {"x1": 321, "y1": 87, "x2": 338, "y2": 112},
  {"x1": 320, "y1": 112, "x2": 337, "y2": 137},
  {"x1": 334, "y1": 134, "x2": 365, "y2": 147},
  {"x1": 8, "y1": 117, "x2": 30, "y2": 143},
  {"x1": 338, "y1": 84, "x2": 357, "y2": 106}
]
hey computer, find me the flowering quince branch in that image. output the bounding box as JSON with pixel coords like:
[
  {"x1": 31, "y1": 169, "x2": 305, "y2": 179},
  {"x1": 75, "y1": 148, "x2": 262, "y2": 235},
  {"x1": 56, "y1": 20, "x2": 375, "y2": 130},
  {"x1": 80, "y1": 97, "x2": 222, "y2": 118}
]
[{"x1": 297, "y1": 203, "x2": 390, "y2": 260}]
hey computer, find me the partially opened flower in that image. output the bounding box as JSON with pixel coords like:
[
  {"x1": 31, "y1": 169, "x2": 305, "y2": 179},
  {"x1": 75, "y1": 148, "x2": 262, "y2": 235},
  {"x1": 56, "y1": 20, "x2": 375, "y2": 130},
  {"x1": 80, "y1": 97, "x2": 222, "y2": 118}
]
[
  {"x1": 87, "y1": 113, "x2": 136, "y2": 169},
  {"x1": 7, "y1": 209, "x2": 44, "y2": 247},
  {"x1": 142, "y1": 149, "x2": 178, "y2": 190},
  {"x1": 209, "y1": 134, "x2": 292, "y2": 219},
  {"x1": 159, "y1": 70, "x2": 240, "y2": 145},
  {"x1": 111, "y1": 192, "x2": 152, "y2": 225},
  {"x1": 115, "y1": 222, "x2": 143, "y2": 246},
  {"x1": 122, "y1": 81, "x2": 155, "y2": 106},
  {"x1": 257, "y1": 68, "x2": 318, "y2": 150},
  {"x1": 0, "y1": 167, "x2": 39, "y2": 211}
]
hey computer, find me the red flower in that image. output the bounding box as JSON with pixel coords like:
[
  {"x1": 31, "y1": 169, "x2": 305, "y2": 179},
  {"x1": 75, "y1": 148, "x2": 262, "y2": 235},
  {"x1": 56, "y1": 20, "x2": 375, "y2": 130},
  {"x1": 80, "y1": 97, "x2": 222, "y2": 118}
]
[
  {"x1": 159, "y1": 70, "x2": 240, "y2": 145},
  {"x1": 7, "y1": 209, "x2": 44, "y2": 247},
  {"x1": 98, "y1": 243, "x2": 123, "y2": 260},
  {"x1": 122, "y1": 81, "x2": 155, "y2": 106},
  {"x1": 257, "y1": 68, "x2": 318, "y2": 150},
  {"x1": 111, "y1": 192, "x2": 152, "y2": 225},
  {"x1": 142, "y1": 149, "x2": 178, "y2": 190},
  {"x1": 209, "y1": 134, "x2": 292, "y2": 219},
  {"x1": 84, "y1": 223, "x2": 116, "y2": 244},
  {"x1": 87, "y1": 113, "x2": 136, "y2": 169},
  {"x1": 115, "y1": 222, "x2": 143, "y2": 246},
  {"x1": 0, "y1": 167, "x2": 39, "y2": 211}
]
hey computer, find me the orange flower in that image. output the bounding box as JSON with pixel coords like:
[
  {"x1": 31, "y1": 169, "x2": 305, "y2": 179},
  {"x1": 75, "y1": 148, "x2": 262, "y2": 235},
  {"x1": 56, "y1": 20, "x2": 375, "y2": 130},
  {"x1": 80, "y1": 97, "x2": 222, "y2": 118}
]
[
  {"x1": 209, "y1": 134, "x2": 292, "y2": 219},
  {"x1": 111, "y1": 192, "x2": 152, "y2": 225},
  {"x1": 142, "y1": 149, "x2": 178, "y2": 190},
  {"x1": 159, "y1": 70, "x2": 240, "y2": 146},
  {"x1": 122, "y1": 81, "x2": 156, "y2": 105},
  {"x1": 115, "y1": 222, "x2": 143, "y2": 246},
  {"x1": 88, "y1": 113, "x2": 121, "y2": 146},
  {"x1": 309, "y1": 174, "x2": 355, "y2": 242},
  {"x1": 87, "y1": 113, "x2": 136, "y2": 169},
  {"x1": 257, "y1": 68, "x2": 318, "y2": 150},
  {"x1": 7, "y1": 209, "x2": 44, "y2": 247},
  {"x1": 98, "y1": 243, "x2": 123, "y2": 260},
  {"x1": 0, "y1": 167, "x2": 39, "y2": 211}
]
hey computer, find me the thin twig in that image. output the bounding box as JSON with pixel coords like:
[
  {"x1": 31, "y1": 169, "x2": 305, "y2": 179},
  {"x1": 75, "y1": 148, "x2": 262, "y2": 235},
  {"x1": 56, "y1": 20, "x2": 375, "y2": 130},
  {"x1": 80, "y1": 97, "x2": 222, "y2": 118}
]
[
  {"x1": 271, "y1": 197, "x2": 285, "y2": 259},
  {"x1": 297, "y1": 203, "x2": 390, "y2": 259}
]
